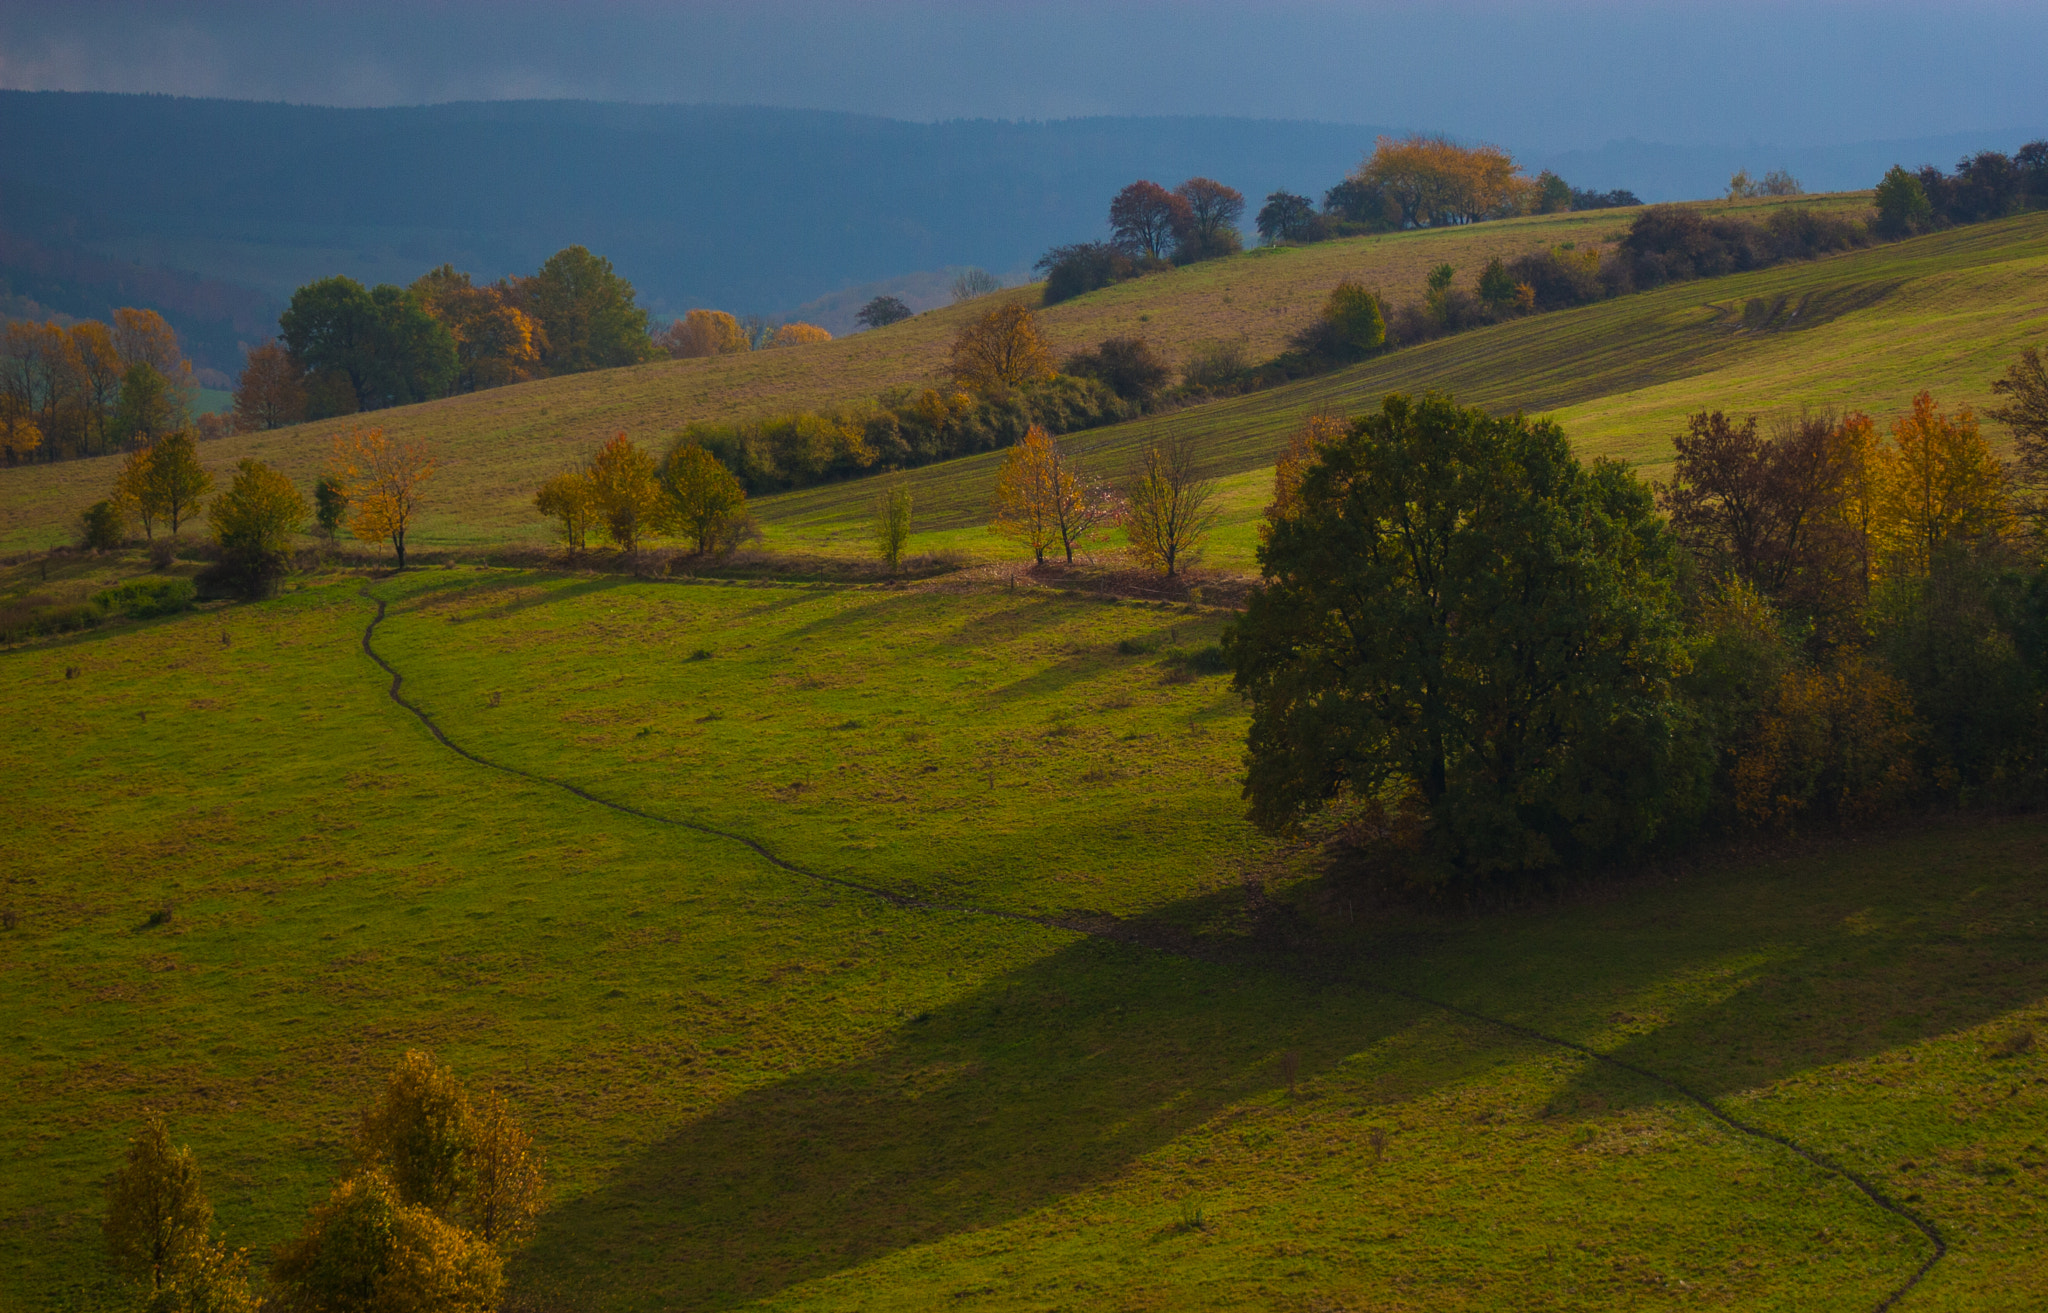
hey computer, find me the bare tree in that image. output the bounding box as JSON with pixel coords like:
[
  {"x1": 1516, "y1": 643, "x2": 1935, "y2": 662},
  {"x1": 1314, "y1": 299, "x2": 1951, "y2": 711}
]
[
  {"x1": 1122, "y1": 431, "x2": 1218, "y2": 577},
  {"x1": 949, "y1": 268, "x2": 1002, "y2": 303}
]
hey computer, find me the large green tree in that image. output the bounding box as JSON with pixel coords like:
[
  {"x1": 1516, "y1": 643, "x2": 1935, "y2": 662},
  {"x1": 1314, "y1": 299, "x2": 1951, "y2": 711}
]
[
  {"x1": 279, "y1": 276, "x2": 457, "y2": 414},
  {"x1": 519, "y1": 246, "x2": 657, "y2": 375},
  {"x1": 1228, "y1": 392, "x2": 1707, "y2": 882}
]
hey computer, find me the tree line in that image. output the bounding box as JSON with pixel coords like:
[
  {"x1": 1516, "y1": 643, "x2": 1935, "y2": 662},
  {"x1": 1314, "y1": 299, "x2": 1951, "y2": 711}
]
[
  {"x1": 0, "y1": 307, "x2": 211, "y2": 464},
  {"x1": 1228, "y1": 338, "x2": 2048, "y2": 892},
  {"x1": 236, "y1": 247, "x2": 661, "y2": 429},
  {"x1": 96, "y1": 1050, "x2": 541, "y2": 1312},
  {"x1": 1037, "y1": 137, "x2": 1644, "y2": 306}
]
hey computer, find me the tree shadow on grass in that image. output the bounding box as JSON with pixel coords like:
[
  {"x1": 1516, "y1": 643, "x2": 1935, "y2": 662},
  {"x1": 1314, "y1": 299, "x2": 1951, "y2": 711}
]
[{"x1": 509, "y1": 929, "x2": 1444, "y2": 1311}]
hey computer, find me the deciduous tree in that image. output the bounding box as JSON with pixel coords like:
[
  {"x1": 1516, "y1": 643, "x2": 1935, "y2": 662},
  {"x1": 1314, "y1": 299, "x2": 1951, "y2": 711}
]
[
  {"x1": 113, "y1": 362, "x2": 186, "y2": 446},
  {"x1": 1874, "y1": 391, "x2": 2011, "y2": 575},
  {"x1": 268, "y1": 1171, "x2": 500, "y2": 1313},
  {"x1": 232, "y1": 343, "x2": 308, "y2": 432},
  {"x1": 855, "y1": 296, "x2": 913, "y2": 330},
  {"x1": 312, "y1": 474, "x2": 349, "y2": 542},
  {"x1": 991, "y1": 424, "x2": 1111, "y2": 565},
  {"x1": 518, "y1": 245, "x2": 658, "y2": 374},
  {"x1": 1255, "y1": 191, "x2": 1318, "y2": 244},
  {"x1": 461, "y1": 1090, "x2": 545, "y2": 1249},
  {"x1": 874, "y1": 481, "x2": 912, "y2": 573},
  {"x1": 1122, "y1": 430, "x2": 1217, "y2": 577},
  {"x1": 70, "y1": 321, "x2": 124, "y2": 456},
  {"x1": 1173, "y1": 178, "x2": 1245, "y2": 260},
  {"x1": 332, "y1": 428, "x2": 436, "y2": 567},
  {"x1": 660, "y1": 442, "x2": 749, "y2": 556},
  {"x1": 948, "y1": 304, "x2": 1054, "y2": 393},
  {"x1": 586, "y1": 432, "x2": 668, "y2": 552},
  {"x1": 533, "y1": 467, "x2": 597, "y2": 550},
  {"x1": 767, "y1": 322, "x2": 831, "y2": 347},
  {"x1": 138, "y1": 430, "x2": 213, "y2": 536},
  {"x1": 1357, "y1": 135, "x2": 1528, "y2": 227},
  {"x1": 1988, "y1": 343, "x2": 2048, "y2": 529},
  {"x1": 207, "y1": 459, "x2": 306, "y2": 596},
  {"x1": 104, "y1": 1114, "x2": 213, "y2": 1295},
  {"x1": 949, "y1": 269, "x2": 1001, "y2": 302},
  {"x1": 358, "y1": 1050, "x2": 474, "y2": 1215},
  {"x1": 1229, "y1": 393, "x2": 1703, "y2": 881},
  {"x1": 657, "y1": 310, "x2": 752, "y2": 358},
  {"x1": 1108, "y1": 181, "x2": 1190, "y2": 259}
]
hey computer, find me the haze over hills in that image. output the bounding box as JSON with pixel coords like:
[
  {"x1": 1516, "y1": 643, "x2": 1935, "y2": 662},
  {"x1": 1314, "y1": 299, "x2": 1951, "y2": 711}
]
[{"x1": 0, "y1": 90, "x2": 2035, "y2": 370}]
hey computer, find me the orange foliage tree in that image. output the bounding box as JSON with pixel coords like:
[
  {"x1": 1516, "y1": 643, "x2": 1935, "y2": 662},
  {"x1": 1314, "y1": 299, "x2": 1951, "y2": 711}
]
[
  {"x1": 948, "y1": 304, "x2": 1054, "y2": 394},
  {"x1": 768, "y1": 322, "x2": 831, "y2": 348},
  {"x1": 657, "y1": 309, "x2": 752, "y2": 358},
  {"x1": 991, "y1": 424, "x2": 1114, "y2": 564},
  {"x1": 332, "y1": 427, "x2": 437, "y2": 567},
  {"x1": 232, "y1": 343, "x2": 309, "y2": 432},
  {"x1": 1356, "y1": 135, "x2": 1530, "y2": 227}
]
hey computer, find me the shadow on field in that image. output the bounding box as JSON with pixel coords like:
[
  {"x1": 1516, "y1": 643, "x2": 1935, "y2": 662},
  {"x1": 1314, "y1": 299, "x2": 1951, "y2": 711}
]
[
  {"x1": 509, "y1": 928, "x2": 1457, "y2": 1311},
  {"x1": 505, "y1": 818, "x2": 2048, "y2": 1309}
]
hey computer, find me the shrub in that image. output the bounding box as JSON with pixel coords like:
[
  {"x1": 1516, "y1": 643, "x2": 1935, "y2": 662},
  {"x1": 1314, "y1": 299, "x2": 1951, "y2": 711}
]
[
  {"x1": 1036, "y1": 243, "x2": 1141, "y2": 305},
  {"x1": 203, "y1": 459, "x2": 307, "y2": 598},
  {"x1": 81, "y1": 499, "x2": 126, "y2": 549},
  {"x1": 1505, "y1": 246, "x2": 1605, "y2": 311},
  {"x1": 1180, "y1": 337, "x2": 1251, "y2": 391},
  {"x1": 1062, "y1": 335, "x2": 1172, "y2": 405},
  {"x1": 94, "y1": 578, "x2": 197, "y2": 619},
  {"x1": 268, "y1": 1171, "x2": 501, "y2": 1313}
]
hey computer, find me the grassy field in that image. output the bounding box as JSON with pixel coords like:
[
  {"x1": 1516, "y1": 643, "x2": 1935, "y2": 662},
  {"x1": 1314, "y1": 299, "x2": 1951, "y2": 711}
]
[
  {"x1": 0, "y1": 193, "x2": 1878, "y2": 555},
  {"x1": 4, "y1": 563, "x2": 2045, "y2": 1310}
]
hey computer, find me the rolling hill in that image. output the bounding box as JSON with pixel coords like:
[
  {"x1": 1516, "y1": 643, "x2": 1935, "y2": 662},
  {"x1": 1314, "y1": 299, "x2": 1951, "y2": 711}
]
[{"x1": 5, "y1": 190, "x2": 1987, "y2": 560}]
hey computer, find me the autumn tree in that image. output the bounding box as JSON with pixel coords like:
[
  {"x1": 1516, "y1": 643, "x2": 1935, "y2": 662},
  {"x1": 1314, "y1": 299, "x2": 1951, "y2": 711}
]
[
  {"x1": 991, "y1": 425, "x2": 1112, "y2": 565},
  {"x1": 1123, "y1": 430, "x2": 1218, "y2": 578},
  {"x1": 534, "y1": 467, "x2": 598, "y2": 550},
  {"x1": 586, "y1": 432, "x2": 669, "y2": 552},
  {"x1": 0, "y1": 395, "x2": 39, "y2": 463},
  {"x1": 1062, "y1": 335, "x2": 1171, "y2": 404},
  {"x1": 104, "y1": 1113, "x2": 214, "y2": 1296},
  {"x1": 410, "y1": 267, "x2": 543, "y2": 392},
  {"x1": 1173, "y1": 178, "x2": 1245, "y2": 260},
  {"x1": 113, "y1": 362, "x2": 186, "y2": 446},
  {"x1": 207, "y1": 459, "x2": 307, "y2": 596},
  {"x1": 657, "y1": 309, "x2": 752, "y2": 358},
  {"x1": 950, "y1": 268, "x2": 1002, "y2": 302},
  {"x1": 1988, "y1": 342, "x2": 2048, "y2": 530},
  {"x1": 768, "y1": 322, "x2": 832, "y2": 348},
  {"x1": 1321, "y1": 281, "x2": 1387, "y2": 354},
  {"x1": 874, "y1": 481, "x2": 912, "y2": 573},
  {"x1": 1356, "y1": 135, "x2": 1529, "y2": 227},
  {"x1": 1108, "y1": 180, "x2": 1190, "y2": 259},
  {"x1": 232, "y1": 343, "x2": 308, "y2": 431},
  {"x1": 332, "y1": 428, "x2": 436, "y2": 567},
  {"x1": 117, "y1": 430, "x2": 212, "y2": 537},
  {"x1": 660, "y1": 442, "x2": 750, "y2": 556},
  {"x1": 855, "y1": 296, "x2": 913, "y2": 329},
  {"x1": 269, "y1": 1171, "x2": 501, "y2": 1313},
  {"x1": 462, "y1": 1090, "x2": 546, "y2": 1249},
  {"x1": 81, "y1": 498, "x2": 126, "y2": 549},
  {"x1": 71, "y1": 320, "x2": 124, "y2": 455},
  {"x1": 948, "y1": 304, "x2": 1055, "y2": 393},
  {"x1": 1874, "y1": 391, "x2": 2011, "y2": 575},
  {"x1": 113, "y1": 308, "x2": 197, "y2": 411}
]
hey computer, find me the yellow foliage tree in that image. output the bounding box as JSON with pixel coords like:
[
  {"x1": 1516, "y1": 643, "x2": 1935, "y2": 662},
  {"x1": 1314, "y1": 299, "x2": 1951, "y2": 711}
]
[
  {"x1": 1874, "y1": 391, "x2": 2011, "y2": 576},
  {"x1": 1123, "y1": 431, "x2": 1219, "y2": 577},
  {"x1": 768, "y1": 322, "x2": 832, "y2": 347},
  {"x1": 948, "y1": 304, "x2": 1054, "y2": 393},
  {"x1": 1266, "y1": 413, "x2": 1348, "y2": 532},
  {"x1": 0, "y1": 395, "x2": 41, "y2": 463},
  {"x1": 660, "y1": 442, "x2": 750, "y2": 556},
  {"x1": 990, "y1": 425, "x2": 1112, "y2": 564},
  {"x1": 658, "y1": 309, "x2": 752, "y2": 358},
  {"x1": 104, "y1": 1113, "x2": 213, "y2": 1295},
  {"x1": 269, "y1": 1171, "x2": 501, "y2": 1313},
  {"x1": 332, "y1": 428, "x2": 437, "y2": 567},
  {"x1": 357, "y1": 1050, "x2": 474, "y2": 1216},
  {"x1": 1732, "y1": 657, "x2": 1922, "y2": 829},
  {"x1": 586, "y1": 432, "x2": 670, "y2": 552},
  {"x1": 462, "y1": 1089, "x2": 546, "y2": 1249},
  {"x1": 534, "y1": 466, "x2": 598, "y2": 549}
]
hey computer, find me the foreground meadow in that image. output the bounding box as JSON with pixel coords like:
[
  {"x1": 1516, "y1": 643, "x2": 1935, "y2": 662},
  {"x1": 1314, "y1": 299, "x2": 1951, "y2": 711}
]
[{"x1": 3, "y1": 568, "x2": 2045, "y2": 1310}]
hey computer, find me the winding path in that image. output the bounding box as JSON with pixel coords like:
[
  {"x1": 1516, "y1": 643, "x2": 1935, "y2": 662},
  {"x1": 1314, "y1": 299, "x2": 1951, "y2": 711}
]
[{"x1": 359, "y1": 584, "x2": 1945, "y2": 1309}]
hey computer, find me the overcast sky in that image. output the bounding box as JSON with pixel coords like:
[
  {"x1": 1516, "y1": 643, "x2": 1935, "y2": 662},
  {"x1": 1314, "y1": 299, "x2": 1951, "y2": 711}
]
[{"x1": 2, "y1": 1, "x2": 2043, "y2": 152}]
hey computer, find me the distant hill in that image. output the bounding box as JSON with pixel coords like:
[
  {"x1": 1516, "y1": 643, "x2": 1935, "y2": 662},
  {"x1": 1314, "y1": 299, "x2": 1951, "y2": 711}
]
[{"x1": 0, "y1": 93, "x2": 1386, "y2": 358}]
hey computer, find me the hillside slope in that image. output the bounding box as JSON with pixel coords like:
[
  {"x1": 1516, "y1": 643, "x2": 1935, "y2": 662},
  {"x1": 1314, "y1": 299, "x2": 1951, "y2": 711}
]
[
  {"x1": 753, "y1": 210, "x2": 2048, "y2": 568},
  {"x1": 0, "y1": 195, "x2": 1884, "y2": 553}
]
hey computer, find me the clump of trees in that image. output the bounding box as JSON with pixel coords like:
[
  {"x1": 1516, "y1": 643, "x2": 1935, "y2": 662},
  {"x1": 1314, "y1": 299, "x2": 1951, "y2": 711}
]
[
  {"x1": 2, "y1": 307, "x2": 203, "y2": 463},
  {"x1": 1038, "y1": 177, "x2": 1246, "y2": 305},
  {"x1": 654, "y1": 310, "x2": 830, "y2": 357},
  {"x1": 1228, "y1": 354, "x2": 2048, "y2": 893},
  {"x1": 245, "y1": 245, "x2": 660, "y2": 427},
  {"x1": 532, "y1": 431, "x2": 753, "y2": 557},
  {"x1": 1874, "y1": 144, "x2": 2048, "y2": 237}
]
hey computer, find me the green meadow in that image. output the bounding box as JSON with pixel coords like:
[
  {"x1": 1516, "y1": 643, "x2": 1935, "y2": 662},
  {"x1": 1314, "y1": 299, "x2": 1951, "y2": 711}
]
[{"x1": 4, "y1": 566, "x2": 2044, "y2": 1309}]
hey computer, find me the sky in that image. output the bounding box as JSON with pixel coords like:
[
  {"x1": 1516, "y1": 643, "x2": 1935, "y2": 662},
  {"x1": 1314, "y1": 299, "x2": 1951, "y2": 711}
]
[{"x1": 0, "y1": 1, "x2": 2043, "y2": 153}]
